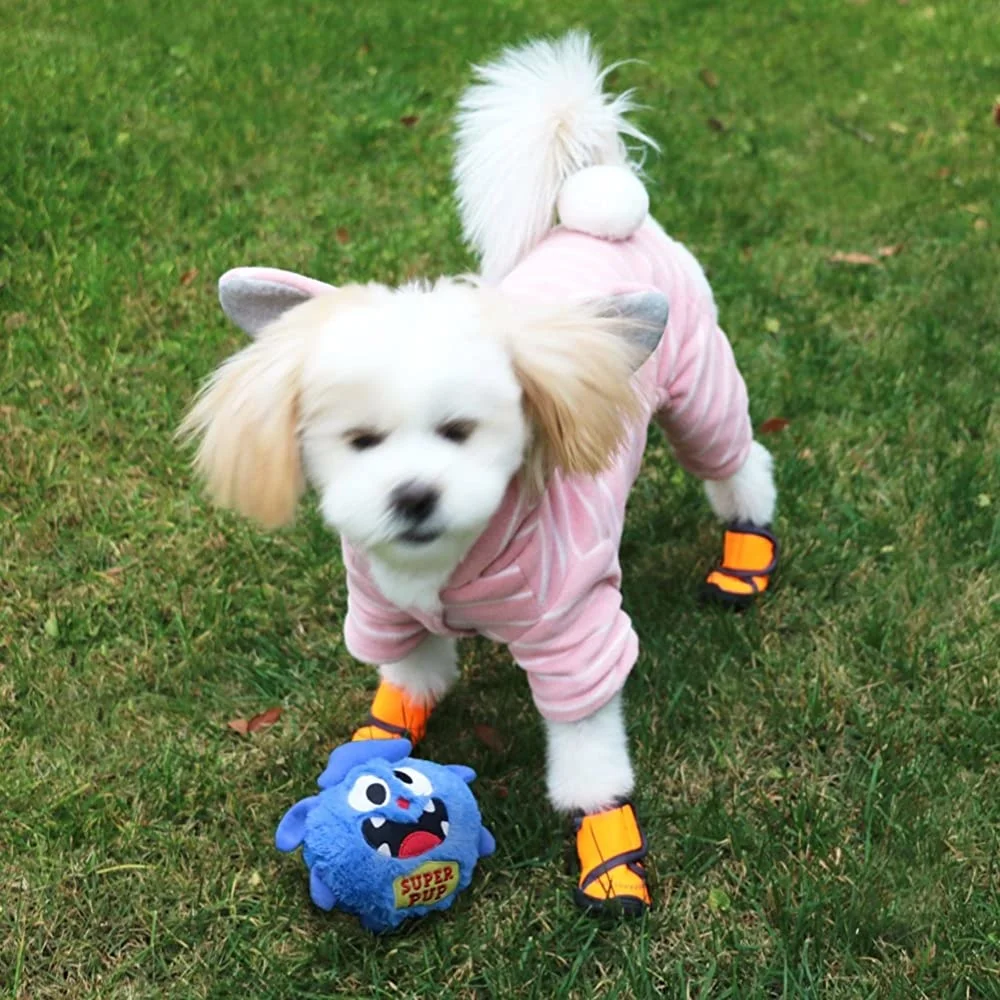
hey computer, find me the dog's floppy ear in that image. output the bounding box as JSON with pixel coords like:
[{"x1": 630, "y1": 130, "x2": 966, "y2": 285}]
[
  {"x1": 509, "y1": 290, "x2": 668, "y2": 482},
  {"x1": 178, "y1": 293, "x2": 339, "y2": 529},
  {"x1": 219, "y1": 267, "x2": 337, "y2": 337}
]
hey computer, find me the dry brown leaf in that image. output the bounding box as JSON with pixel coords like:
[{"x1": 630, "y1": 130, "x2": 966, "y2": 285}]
[
  {"x1": 699, "y1": 68, "x2": 719, "y2": 89},
  {"x1": 877, "y1": 243, "x2": 904, "y2": 258},
  {"x1": 228, "y1": 706, "x2": 282, "y2": 735},
  {"x1": 936, "y1": 166, "x2": 952, "y2": 179},
  {"x1": 759, "y1": 417, "x2": 791, "y2": 434},
  {"x1": 828, "y1": 251, "x2": 879, "y2": 265},
  {"x1": 993, "y1": 100, "x2": 1000, "y2": 127},
  {"x1": 101, "y1": 566, "x2": 125, "y2": 580},
  {"x1": 247, "y1": 706, "x2": 283, "y2": 732},
  {"x1": 974, "y1": 218, "x2": 989, "y2": 231},
  {"x1": 335, "y1": 227, "x2": 350, "y2": 245},
  {"x1": 473, "y1": 724, "x2": 504, "y2": 752},
  {"x1": 4, "y1": 312, "x2": 28, "y2": 331},
  {"x1": 179, "y1": 267, "x2": 199, "y2": 286},
  {"x1": 400, "y1": 115, "x2": 420, "y2": 127}
]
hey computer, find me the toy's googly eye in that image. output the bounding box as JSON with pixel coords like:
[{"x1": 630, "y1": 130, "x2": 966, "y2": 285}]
[
  {"x1": 392, "y1": 767, "x2": 433, "y2": 798},
  {"x1": 347, "y1": 774, "x2": 391, "y2": 812}
]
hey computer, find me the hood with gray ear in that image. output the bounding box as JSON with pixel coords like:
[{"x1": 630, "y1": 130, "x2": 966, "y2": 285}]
[
  {"x1": 217, "y1": 268, "x2": 668, "y2": 366},
  {"x1": 218, "y1": 267, "x2": 337, "y2": 337},
  {"x1": 592, "y1": 290, "x2": 669, "y2": 370}
]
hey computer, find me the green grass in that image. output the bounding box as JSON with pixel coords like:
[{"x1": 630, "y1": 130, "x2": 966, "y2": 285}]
[{"x1": 2, "y1": 0, "x2": 998, "y2": 996}]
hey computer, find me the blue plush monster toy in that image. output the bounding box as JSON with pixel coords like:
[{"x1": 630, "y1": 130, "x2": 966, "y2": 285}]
[{"x1": 276, "y1": 739, "x2": 495, "y2": 932}]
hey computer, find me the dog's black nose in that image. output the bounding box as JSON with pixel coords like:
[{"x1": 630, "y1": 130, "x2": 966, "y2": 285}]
[{"x1": 391, "y1": 482, "x2": 439, "y2": 523}]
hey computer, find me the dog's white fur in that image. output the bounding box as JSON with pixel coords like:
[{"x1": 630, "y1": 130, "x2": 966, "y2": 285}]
[
  {"x1": 545, "y1": 693, "x2": 635, "y2": 813},
  {"x1": 379, "y1": 635, "x2": 459, "y2": 708},
  {"x1": 182, "y1": 33, "x2": 776, "y2": 817},
  {"x1": 704, "y1": 440, "x2": 777, "y2": 526},
  {"x1": 454, "y1": 32, "x2": 657, "y2": 282}
]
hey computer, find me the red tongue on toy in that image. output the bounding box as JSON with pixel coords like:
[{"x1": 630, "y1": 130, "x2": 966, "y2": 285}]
[{"x1": 398, "y1": 831, "x2": 443, "y2": 859}]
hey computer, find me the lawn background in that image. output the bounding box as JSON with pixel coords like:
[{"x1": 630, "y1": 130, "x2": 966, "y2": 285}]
[{"x1": 1, "y1": 0, "x2": 998, "y2": 997}]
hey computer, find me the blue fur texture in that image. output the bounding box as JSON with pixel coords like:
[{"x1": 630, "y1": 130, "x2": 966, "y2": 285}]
[{"x1": 276, "y1": 740, "x2": 495, "y2": 933}]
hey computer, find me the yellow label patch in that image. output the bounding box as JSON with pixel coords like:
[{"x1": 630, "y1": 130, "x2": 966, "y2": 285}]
[{"x1": 392, "y1": 861, "x2": 461, "y2": 909}]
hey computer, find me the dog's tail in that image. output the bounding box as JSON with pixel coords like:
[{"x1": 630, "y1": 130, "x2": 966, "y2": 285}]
[{"x1": 454, "y1": 31, "x2": 656, "y2": 283}]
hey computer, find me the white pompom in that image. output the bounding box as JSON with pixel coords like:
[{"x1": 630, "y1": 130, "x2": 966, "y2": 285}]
[{"x1": 556, "y1": 165, "x2": 649, "y2": 241}]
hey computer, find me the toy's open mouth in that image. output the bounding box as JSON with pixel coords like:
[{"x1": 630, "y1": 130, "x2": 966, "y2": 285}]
[{"x1": 362, "y1": 798, "x2": 450, "y2": 859}]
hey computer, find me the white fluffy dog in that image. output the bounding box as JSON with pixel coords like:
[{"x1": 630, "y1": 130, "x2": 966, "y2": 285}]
[{"x1": 181, "y1": 33, "x2": 778, "y2": 914}]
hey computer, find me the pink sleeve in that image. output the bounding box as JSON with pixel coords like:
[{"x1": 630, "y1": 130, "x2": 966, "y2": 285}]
[
  {"x1": 497, "y1": 487, "x2": 640, "y2": 724},
  {"x1": 653, "y1": 254, "x2": 753, "y2": 481},
  {"x1": 509, "y1": 578, "x2": 638, "y2": 724},
  {"x1": 341, "y1": 544, "x2": 428, "y2": 665}
]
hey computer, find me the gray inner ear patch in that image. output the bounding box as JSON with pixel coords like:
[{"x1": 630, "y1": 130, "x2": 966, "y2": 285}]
[
  {"x1": 595, "y1": 291, "x2": 670, "y2": 358},
  {"x1": 219, "y1": 277, "x2": 315, "y2": 338}
]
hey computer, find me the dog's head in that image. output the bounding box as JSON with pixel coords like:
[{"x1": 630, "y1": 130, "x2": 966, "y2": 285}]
[{"x1": 179, "y1": 268, "x2": 667, "y2": 572}]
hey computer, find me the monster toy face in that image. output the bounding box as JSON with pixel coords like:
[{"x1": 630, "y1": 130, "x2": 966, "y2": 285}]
[
  {"x1": 275, "y1": 739, "x2": 494, "y2": 932},
  {"x1": 340, "y1": 762, "x2": 450, "y2": 860}
]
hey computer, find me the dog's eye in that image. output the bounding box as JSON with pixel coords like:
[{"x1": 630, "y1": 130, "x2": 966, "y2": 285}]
[
  {"x1": 393, "y1": 767, "x2": 433, "y2": 797},
  {"x1": 437, "y1": 419, "x2": 477, "y2": 444},
  {"x1": 347, "y1": 774, "x2": 391, "y2": 812},
  {"x1": 346, "y1": 429, "x2": 386, "y2": 452}
]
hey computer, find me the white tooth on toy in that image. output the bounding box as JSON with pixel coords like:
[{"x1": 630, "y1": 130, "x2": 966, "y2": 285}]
[
  {"x1": 441, "y1": 821, "x2": 449, "y2": 837},
  {"x1": 423, "y1": 801, "x2": 435, "y2": 814},
  {"x1": 377, "y1": 843, "x2": 392, "y2": 858},
  {"x1": 370, "y1": 816, "x2": 386, "y2": 828}
]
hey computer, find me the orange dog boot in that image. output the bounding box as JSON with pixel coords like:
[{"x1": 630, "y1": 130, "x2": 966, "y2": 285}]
[
  {"x1": 702, "y1": 521, "x2": 779, "y2": 609},
  {"x1": 573, "y1": 801, "x2": 651, "y2": 916},
  {"x1": 351, "y1": 681, "x2": 435, "y2": 746}
]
